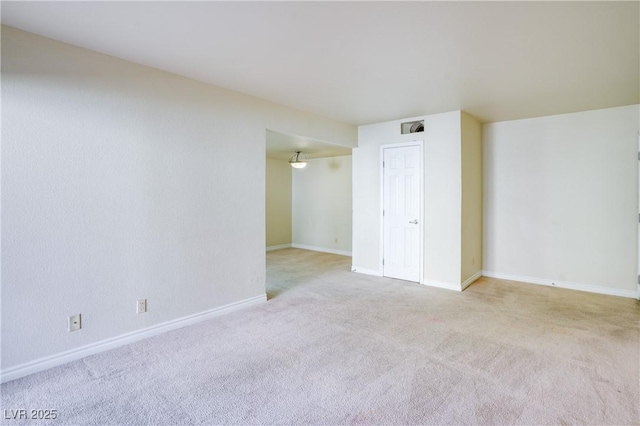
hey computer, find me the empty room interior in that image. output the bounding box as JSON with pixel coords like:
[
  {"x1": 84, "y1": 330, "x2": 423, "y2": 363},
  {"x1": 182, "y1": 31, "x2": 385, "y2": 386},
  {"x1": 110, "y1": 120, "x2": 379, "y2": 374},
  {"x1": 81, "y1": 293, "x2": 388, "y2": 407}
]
[{"x1": 2, "y1": 1, "x2": 639, "y2": 425}]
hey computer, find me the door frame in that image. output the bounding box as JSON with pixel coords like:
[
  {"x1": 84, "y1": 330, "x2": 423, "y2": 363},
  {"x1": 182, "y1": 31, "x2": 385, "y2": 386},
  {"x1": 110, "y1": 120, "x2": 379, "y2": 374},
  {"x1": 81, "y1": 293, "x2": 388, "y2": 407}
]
[{"x1": 380, "y1": 140, "x2": 424, "y2": 284}]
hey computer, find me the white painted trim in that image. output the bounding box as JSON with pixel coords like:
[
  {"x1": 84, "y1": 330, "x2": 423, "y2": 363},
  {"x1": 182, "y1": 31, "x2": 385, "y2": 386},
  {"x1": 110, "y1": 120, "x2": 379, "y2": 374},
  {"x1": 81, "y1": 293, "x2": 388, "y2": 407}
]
[
  {"x1": 482, "y1": 271, "x2": 640, "y2": 299},
  {"x1": 1, "y1": 294, "x2": 267, "y2": 384},
  {"x1": 461, "y1": 270, "x2": 483, "y2": 290},
  {"x1": 422, "y1": 279, "x2": 462, "y2": 292},
  {"x1": 351, "y1": 266, "x2": 383, "y2": 277},
  {"x1": 291, "y1": 243, "x2": 352, "y2": 257},
  {"x1": 266, "y1": 243, "x2": 292, "y2": 252}
]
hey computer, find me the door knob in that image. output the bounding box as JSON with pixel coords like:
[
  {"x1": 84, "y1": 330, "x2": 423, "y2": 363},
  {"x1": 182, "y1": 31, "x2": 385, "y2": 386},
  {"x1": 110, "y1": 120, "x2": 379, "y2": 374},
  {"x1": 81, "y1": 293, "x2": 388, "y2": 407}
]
[{"x1": 409, "y1": 220, "x2": 418, "y2": 224}]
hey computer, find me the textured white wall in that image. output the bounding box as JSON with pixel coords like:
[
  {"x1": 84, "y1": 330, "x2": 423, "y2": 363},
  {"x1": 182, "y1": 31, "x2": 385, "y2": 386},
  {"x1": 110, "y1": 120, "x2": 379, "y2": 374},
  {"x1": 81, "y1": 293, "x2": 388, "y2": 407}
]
[
  {"x1": 265, "y1": 158, "x2": 292, "y2": 248},
  {"x1": 422, "y1": 113, "x2": 462, "y2": 285},
  {"x1": 1, "y1": 26, "x2": 356, "y2": 370},
  {"x1": 354, "y1": 111, "x2": 462, "y2": 285},
  {"x1": 292, "y1": 155, "x2": 352, "y2": 254},
  {"x1": 483, "y1": 105, "x2": 639, "y2": 292},
  {"x1": 461, "y1": 112, "x2": 483, "y2": 283},
  {"x1": 352, "y1": 143, "x2": 382, "y2": 271}
]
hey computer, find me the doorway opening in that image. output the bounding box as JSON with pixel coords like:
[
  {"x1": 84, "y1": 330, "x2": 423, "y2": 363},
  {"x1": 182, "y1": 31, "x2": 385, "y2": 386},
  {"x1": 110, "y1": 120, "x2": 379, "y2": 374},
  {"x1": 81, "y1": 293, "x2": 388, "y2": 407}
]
[{"x1": 265, "y1": 129, "x2": 354, "y2": 298}]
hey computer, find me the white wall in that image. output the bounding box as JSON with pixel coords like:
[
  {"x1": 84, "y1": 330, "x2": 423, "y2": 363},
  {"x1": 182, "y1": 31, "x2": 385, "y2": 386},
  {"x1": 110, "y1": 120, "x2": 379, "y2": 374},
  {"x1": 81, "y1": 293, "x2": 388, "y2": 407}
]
[
  {"x1": 292, "y1": 155, "x2": 352, "y2": 256},
  {"x1": 265, "y1": 158, "x2": 292, "y2": 248},
  {"x1": 483, "y1": 105, "x2": 639, "y2": 296},
  {"x1": 354, "y1": 111, "x2": 464, "y2": 286},
  {"x1": 1, "y1": 26, "x2": 356, "y2": 373},
  {"x1": 461, "y1": 112, "x2": 483, "y2": 285}
]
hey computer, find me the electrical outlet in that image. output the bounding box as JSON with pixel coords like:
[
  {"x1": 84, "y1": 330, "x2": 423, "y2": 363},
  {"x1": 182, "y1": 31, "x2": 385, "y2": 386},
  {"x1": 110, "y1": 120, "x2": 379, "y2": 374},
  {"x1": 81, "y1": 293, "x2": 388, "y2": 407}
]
[
  {"x1": 136, "y1": 299, "x2": 147, "y2": 314},
  {"x1": 68, "y1": 314, "x2": 81, "y2": 332}
]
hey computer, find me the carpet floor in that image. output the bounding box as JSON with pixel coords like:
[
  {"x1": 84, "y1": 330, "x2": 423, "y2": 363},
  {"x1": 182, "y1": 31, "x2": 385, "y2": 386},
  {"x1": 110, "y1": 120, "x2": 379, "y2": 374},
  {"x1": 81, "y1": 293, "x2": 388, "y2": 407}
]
[{"x1": 2, "y1": 248, "x2": 639, "y2": 425}]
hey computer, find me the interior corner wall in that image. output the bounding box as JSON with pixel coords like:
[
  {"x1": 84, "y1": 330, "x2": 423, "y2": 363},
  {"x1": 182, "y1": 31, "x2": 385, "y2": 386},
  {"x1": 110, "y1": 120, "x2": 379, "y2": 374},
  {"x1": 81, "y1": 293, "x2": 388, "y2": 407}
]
[
  {"x1": 461, "y1": 112, "x2": 483, "y2": 284},
  {"x1": 266, "y1": 158, "x2": 292, "y2": 248},
  {"x1": 353, "y1": 111, "x2": 462, "y2": 285},
  {"x1": 483, "y1": 104, "x2": 639, "y2": 294},
  {"x1": 292, "y1": 155, "x2": 352, "y2": 255},
  {"x1": 1, "y1": 26, "x2": 356, "y2": 372}
]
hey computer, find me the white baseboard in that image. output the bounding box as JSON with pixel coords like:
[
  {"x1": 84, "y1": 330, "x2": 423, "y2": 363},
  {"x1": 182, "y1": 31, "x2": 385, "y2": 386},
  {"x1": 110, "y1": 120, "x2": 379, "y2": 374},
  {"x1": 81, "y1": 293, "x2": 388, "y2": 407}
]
[
  {"x1": 422, "y1": 279, "x2": 462, "y2": 292},
  {"x1": 350, "y1": 269, "x2": 477, "y2": 293},
  {"x1": 461, "y1": 270, "x2": 483, "y2": 290},
  {"x1": 266, "y1": 243, "x2": 292, "y2": 252},
  {"x1": 1, "y1": 294, "x2": 267, "y2": 384},
  {"x1": 291, "y1": 243, "x2": 352, "y2": 257},
  {"x1": 482, "y1": 271, "x2": 640, "y2": 299},
  {"x1": 351, "y1": 266, "x2": 382, "y2": 277}
]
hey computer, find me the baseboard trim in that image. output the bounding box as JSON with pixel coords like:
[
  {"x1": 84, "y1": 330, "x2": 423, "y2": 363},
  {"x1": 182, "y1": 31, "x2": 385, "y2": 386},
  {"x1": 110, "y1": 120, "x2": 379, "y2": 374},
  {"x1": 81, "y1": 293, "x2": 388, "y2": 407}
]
[
  {"x1": 422, "y1": 279, "x2": 462, "y2": 292},
  {"x1": 0, "y1": 294, "x2": 267, "y2": 384},
  {"x1": 482, "y1": 271, "x2": 640, "y2": 299},
  {"x1": 351, "y1": 267, "x2": 382, "y2": 277},
  {"x1": 291, "y1": 243, "x2": 352, "y2": 257},
  {"x1": 461, "y1": 270, "x2": 483, "y2": 290},
  {"x1": 266, "y1": 243, "x2": 292, "y2": 252}
]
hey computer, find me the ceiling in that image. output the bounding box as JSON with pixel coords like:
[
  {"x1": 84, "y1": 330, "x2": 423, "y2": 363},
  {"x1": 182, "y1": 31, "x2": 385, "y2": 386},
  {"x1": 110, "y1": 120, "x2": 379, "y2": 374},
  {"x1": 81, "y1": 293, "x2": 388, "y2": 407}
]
[
  {"x1": 266, "y1": 130, "x2": 352, "y2": 161},
  {"x1": 2, "y1": 1, "x2": 638, "y2": 156}
]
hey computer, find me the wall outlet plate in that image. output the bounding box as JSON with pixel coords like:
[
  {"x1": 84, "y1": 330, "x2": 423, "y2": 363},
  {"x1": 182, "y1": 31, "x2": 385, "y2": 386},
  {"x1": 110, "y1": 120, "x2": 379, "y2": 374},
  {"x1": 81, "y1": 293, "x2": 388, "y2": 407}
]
[
  {"x1": 68, "y1": 314, "x2": 81, "y2": 332},
  {"x1": 137, "y1": 299, "x2": 147, "y2": 314}
]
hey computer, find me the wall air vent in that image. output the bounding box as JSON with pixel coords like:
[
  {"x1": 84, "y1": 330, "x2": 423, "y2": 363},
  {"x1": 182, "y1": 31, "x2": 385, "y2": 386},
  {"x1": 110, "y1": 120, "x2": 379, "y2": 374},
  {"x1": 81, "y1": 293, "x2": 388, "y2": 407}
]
[{"x1": 400, "y1": 120, "x2": 424, "y2": 134}]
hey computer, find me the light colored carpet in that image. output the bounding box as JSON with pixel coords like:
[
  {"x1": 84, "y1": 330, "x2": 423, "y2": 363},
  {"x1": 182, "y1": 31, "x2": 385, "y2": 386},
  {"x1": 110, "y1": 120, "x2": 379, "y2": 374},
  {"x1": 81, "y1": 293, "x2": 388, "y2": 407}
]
[{"x1": 2, "y1": 248, "x2": 639, "y2": 425}]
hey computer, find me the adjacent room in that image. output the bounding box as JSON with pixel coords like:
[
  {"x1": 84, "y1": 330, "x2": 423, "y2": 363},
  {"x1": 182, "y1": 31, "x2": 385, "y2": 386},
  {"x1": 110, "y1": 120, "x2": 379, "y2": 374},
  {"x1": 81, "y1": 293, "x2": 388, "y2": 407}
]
[
  {"x1": 265, "y1": 129, "x2": 353, "y2": 258},
  {"x1": 2, "y1": 1, "x2": 639, "y2": 424}
]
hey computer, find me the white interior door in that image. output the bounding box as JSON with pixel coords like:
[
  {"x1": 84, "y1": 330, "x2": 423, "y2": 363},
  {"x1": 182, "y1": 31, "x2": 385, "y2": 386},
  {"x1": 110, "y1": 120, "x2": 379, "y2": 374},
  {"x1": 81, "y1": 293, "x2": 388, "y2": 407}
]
[{"x1": 383, "y1": 144, "x2": 422, "y2": 282}]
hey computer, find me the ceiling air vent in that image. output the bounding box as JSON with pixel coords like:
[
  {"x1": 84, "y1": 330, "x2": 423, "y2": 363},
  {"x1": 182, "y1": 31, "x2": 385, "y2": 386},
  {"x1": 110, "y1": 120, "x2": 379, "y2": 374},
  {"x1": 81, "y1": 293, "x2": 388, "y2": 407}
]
[{"x1": 400, "y1": 120, "x2": 424, "y2": 134}]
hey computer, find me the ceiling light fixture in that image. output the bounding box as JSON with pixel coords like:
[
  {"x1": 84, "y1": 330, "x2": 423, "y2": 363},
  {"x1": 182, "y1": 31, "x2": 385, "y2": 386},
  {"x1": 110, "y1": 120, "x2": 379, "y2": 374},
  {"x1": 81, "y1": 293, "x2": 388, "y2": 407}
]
[{"x1": 289, "y1": 151, "x2": 308, "y2": 169}]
